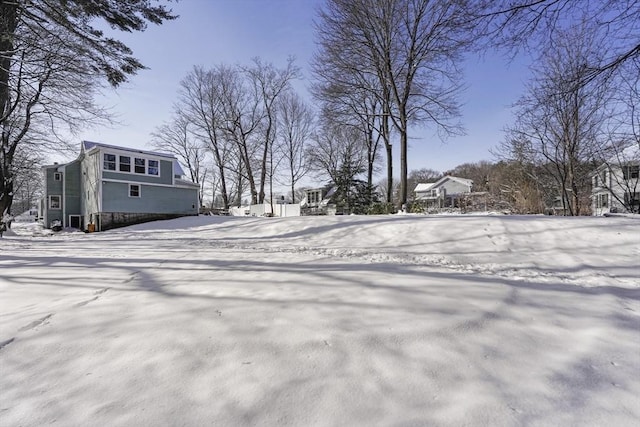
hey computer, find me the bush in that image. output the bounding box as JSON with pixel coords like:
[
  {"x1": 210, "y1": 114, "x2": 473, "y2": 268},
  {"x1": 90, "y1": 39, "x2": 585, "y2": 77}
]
[{"x1": 368, "y1": 202, "x2": 395, "y2": 215}]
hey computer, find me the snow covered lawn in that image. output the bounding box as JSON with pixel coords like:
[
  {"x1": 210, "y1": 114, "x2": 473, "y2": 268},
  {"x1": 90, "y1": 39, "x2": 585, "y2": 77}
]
[{"x1": 1, "y1": 214, "x2": 639, "y2": 426}]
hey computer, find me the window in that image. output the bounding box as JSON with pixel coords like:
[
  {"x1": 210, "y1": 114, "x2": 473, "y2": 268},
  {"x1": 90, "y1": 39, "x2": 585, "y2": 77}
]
[
  {"x1": 623, "y1": 165, "x2": 640, "y2": 180},
  {"x1": 54, "y1": 172, "x2": 62, "y2": 181},
  {"x1": 625, "y1": 192, "x2": 639, "y2": 204},
  {"x1": 134, "y1": 158, "x2": 146, "y2": 174},
  {"x1": 119, "y1": 156, "x2": 131, "y2": 172},
  {"x1": 104, "y1": 154, "x2": 116, "y2": 170},
  {"x1": 129, "y1": 184, "x2": 141, "y2": 198},
  {"x1": 148, "y1": 159, "x2": 159, "y2": 176},
  {"x1": 597, "y1": 194, "x2": 608, "y2": 208},
  {"x1": 308, "y1": 190, "x2": 321, "y2": 204},
  {"x1": 49, "y1": 195, "x2": 61, "y2": 209},
  {"x1": 594, "y1": 174, "x2": 599, "y2": 188}
]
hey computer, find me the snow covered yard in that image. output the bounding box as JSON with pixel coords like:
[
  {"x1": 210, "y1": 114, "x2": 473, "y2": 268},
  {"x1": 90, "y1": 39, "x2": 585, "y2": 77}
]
[{"x1": 1, "y1": 214, "x2": 639, "y2": 426}]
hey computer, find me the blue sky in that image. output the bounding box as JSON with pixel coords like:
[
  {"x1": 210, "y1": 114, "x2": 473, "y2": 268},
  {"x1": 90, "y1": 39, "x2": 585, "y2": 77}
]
[{"x1": 75, "y1": 0, "x2": 532, "y2": 176}]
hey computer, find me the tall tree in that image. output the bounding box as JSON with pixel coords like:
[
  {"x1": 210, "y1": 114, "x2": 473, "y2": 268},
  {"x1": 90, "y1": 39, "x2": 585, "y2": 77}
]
[
  {"x1": 306, "y1": 121, "x2": 367, "y2": 186},
  {"x1": 314, "y1": 0, "x2": 470, "y2": 210},
  {"x1": 175, "y1": 65, "x2": 235, "y2": 209},
  {"x1": 276, "y1": 92, "x2": 314, "y2": 203},
  {"x1": 244, "y1": 57, "x2": 299, "y2": 204},
  {"x1": 312, "y1": 50, "x2": 390, "y2": 202},
  {"x1": 0, "y1": 0, "x2": 176, "y2": 216},
  {"x1": 151, "y1": 114, "x2": 209, "y2": 207},
  {"x1": 506, "y1": 23, "x2": 611, "y2": 215}
]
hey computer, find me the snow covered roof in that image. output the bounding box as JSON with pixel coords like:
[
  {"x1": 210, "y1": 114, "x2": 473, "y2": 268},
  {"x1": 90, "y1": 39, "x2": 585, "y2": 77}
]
[
  {"x1": 414, "y1": 176, "x2": 473, "y2": 192},
  {"x1": 414, "y1": 182, "x2": 436, "y2": 192}
]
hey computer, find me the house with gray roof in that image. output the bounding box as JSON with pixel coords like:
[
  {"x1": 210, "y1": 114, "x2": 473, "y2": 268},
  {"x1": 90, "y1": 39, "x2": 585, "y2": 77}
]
[
  {"x1": 414, "y1": 176, "x2": 473, "y2": 209},
  {"x1": 40, "y1": 141, "x2": 199, "y2": 231}
]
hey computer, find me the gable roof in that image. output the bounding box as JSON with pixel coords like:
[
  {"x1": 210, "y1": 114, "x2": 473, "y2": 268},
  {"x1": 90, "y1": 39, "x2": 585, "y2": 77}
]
[{"x1": 414, "y1": 175, "x2": 473, "y2": 193}]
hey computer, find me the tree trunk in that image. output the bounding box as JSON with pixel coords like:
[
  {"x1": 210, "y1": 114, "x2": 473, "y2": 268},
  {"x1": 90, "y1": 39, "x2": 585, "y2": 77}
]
[{"x1": 0, "y1": 2, "x2": 17, "y2": 216}]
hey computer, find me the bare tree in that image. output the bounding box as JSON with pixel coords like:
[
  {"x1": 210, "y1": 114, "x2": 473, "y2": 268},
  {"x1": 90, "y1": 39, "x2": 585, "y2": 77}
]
[
  {"x1": 475, "y1": 0, "x2": 640, "y2": 86},
  {"x1": 276, "y1": 92, "x2": 314, "y2": 203},
  {"x1": 244, "y1": 57, "x2": 299, "y2": 204},
  {"x1": 306, "y1": 121, "x2": 368, "y2": 185},
  {"x1": 592, "y1": 65, "x2": 640, "y2": 212},
  {"x1": 151, "y1": 114, "x2": 209, "y2": 206},
  {"x1": 406, "y1": 168, "x2": 441, "y2": 201},
  {"x1": 0, "y1": 0, "x2": 175, "y2": 216},
  {"x1": 175, "y1": 66, "x2": 235, "y2": 209},
  {"x1": 314, "y1": 0, "x2": 470, "y2": 210},
  {"x1": 505, "y1": 23, "x2": 611, "y2": 215},
  {"x1": 312, "y1": 49, "x2": 390, "y2": 202},
  {"x1": 8, "y1": 145, "x2": 43, "y2": 216}
]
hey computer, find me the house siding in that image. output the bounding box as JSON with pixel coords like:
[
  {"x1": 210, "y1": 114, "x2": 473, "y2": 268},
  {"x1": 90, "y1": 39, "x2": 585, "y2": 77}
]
[
  {"x1": 592, "y1": 165, "x2": 640, "y2": 215},
  {"x1": 102, "y1": 158, "x2": 173, "y2": 185},
  {"x1": 102, "y1": 181, "x2": 198, "y2": 214},
  {"x1": 64, "y1": 160, "x2": 82, "y2": 225},
  {"x1": 439, "y1": 179, "x2": 471, "y2": 195},
  {"x1": 44, "y1": 167, "x2": 64, "y2": 227}
]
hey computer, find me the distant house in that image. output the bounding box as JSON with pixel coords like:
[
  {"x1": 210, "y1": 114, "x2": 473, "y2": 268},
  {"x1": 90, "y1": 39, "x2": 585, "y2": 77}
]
[
  {"x1": 40, "y1": 141, "x2": 199, "y2": 231},
  {"x1": 300, "y1": 186, "x2": 337, "y2": 215},
  {"x1": 591, "y1": 146, "x2": 640, "y2": 215},
  {"x1": 414, "y1": 176, "x2": 473, "y2": 209}
]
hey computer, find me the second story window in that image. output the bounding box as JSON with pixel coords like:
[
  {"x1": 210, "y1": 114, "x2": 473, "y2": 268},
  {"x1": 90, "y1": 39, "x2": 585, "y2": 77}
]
[
  {"x1": 134, "y1": 158, "x2": 146, "y2": 174},
  {"x1": 119, "y1": 156, "x2": 131, "y2": 172},
  {"x1": 148, "y1": 160, "x2": 159, "y2": 175},
  {"x1": 104, "y1": 154, "x2": 116, "y2": 170},
  {"x1": 54, "y1": 172, "x2": 62, "y2": 181},
  {"x1": 623, "y1": 165, "x2": 639, "y2": 180}
]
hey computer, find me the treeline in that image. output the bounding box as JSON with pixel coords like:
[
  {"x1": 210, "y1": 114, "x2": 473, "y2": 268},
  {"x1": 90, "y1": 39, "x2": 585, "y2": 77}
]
[{"x1": 2, "y1": 1, "x2": 638, "y2": 217}]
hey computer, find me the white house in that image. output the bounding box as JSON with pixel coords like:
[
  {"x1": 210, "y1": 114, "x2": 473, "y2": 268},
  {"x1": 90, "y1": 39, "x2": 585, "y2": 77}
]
[
  {"x1": 300, "y1": 186, "x2": 337, "y2": 215},
  {"x1": 414, "y1": 176, "x2": 473, "y2": 209},
  {"x1": 591, "y1": 145, "x2": 640, "y2": 215}
]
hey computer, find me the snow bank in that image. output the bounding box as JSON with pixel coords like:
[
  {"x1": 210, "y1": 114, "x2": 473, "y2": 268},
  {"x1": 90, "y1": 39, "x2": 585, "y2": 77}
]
[{"x1": 1, "y1": 215, "x2": 639, "y2": 426}]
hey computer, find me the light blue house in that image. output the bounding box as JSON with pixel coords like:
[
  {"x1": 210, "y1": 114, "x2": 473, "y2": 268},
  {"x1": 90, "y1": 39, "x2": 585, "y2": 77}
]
[{"x1": 41, "y1": 141, "x2": 199, "y2": 231}]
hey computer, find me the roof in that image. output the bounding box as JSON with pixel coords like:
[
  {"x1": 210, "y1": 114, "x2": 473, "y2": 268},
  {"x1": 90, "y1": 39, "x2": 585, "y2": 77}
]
[
  {"x1": 414, "y1": 182, "x2": 436, "y2": 192},
  {"x1": 414, "y1": 176, "x2": 473, "y2": 192},
  {"x1": 82, "y1": 140, "x2": 187, "y2": 177},
  {"x1": 82, "y1": 140, "x2": 176, "y2": 160},
  {"x1": 175, "y1": 178, "x2": 199, "y2": 188}
]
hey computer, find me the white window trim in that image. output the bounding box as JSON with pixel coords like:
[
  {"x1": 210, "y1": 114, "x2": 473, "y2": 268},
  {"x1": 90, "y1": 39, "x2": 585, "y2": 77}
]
[
  {"x1": 102, "y1": 150, "x2": 163, "y2": 177},
  {"x1": 129, "y1": 183, "x2": 141, "y2": 198},
  {"x1": 49, "y1": 195, "x2": 62, "y2": 210},
  {"x1": 103, "y1": 153, "x2": 116, "y2": 171},
  {"x1": 54, "y1": 172, "x2": 62, "y2": 181},
  {"x1": 119, "y1": 155, "x2": 131, "y2": 172}
]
